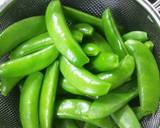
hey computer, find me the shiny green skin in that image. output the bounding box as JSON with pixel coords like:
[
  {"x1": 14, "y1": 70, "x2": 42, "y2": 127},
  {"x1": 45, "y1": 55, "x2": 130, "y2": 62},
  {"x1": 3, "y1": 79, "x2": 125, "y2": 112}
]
[
  {"x1": 112, "y1": 105, "x2": 141, "y2": 128},
  {"x1": 125, "y1": 40, "x2": 160, "y2": 114},
  {"x1": 0, "y1": 76, "x2": 23, "y2": 96},
  {"x1": 46, "y1": 0, "x2": 89, "y2": 67},
  {"x1": 57, "y1": 119, "x2": 78, "y2": 128},
  {"x1": 63, "y1": 6, "x2": 103, "y2": 31},
  {"x1": 40, "y1": 61, "x2": 59, "y2": 128},
  {"x1": 0, "y1": 16, "x2": 46, "y2": 57},
  {"x1": 0, "y1": 45, "x2": 59, "y2": 77},
  {"x1": 57, "y1": 99, "x2": 118, "y2": 128},
  {"x1": 102, "y1": 9, "x2": 127, "y2": 59},
  {"x1": 20, "y1": 72, "x2": 43, "y2": 128},
  {"x1": 72, "y1": 30, "x2": 84, "y2": 43},
  {"x1": 144, "y1": 41, "x2": 154, "y2": 51},
  {"x1": 60, "y1": 56, "x2": 111, "y2": 97},
  {"x1": 82, "y1": 43, "x2": 100, "y2": 56},
  {"x1": 74, "y1": 23, "x2": 94, "y2": 36},
  {"x1": 90, "y1": 52, "x2": 119, "y2": 72},
  {"x1": 123, "y1": 31, "x2": 148, "y2": 42},
  {"x1": 88, "y1": 81, "x2": 138, "y2": 119},
  {"x1": 97, "y1": 55, "x2": 135, "y2": 90}
]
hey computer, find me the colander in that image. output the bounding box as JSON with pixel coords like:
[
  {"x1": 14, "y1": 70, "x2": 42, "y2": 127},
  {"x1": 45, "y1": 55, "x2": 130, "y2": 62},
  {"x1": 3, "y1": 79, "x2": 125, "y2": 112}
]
[{"x1": 0, "y1": 0, "x2": 160, "y2": 127}]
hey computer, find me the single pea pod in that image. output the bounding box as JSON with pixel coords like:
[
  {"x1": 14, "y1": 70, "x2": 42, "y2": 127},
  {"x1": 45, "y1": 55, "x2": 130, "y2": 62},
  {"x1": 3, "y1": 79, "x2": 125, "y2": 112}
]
[
  {"x1": 74, "y1": 23, "x2": 94, "y2": 36},
  {"x1": 82, "y1": 43, "x2": 100, "y2": 57},
  {"x1": 102, "y1": 9, "x2": 127, "y2": 59},
  {"x1": 111, "y1": 105, "x2": 141, "y2": 128},
  {"x1": 20, "y1": 72, "x2": 43, "y2": 128},
  {"x1": 57, "y1": 99, "x2": 118, "y2": 128},
  {"x1": 46, "y1": 0, "x2": 89, "y2": 67},
  {"x1": 144, "y1": 40, "x2": 154, "y2": 51},
  {"x1": 89, "y1": 52, "x2": 119, "y2": 72},
  {"x1": 60, "y1": 56, "x2": 111, "y2": 97},
  {"x1": 0, "y1": 76, "x2": 23, "y2": 96},
  {"x1": 123, "y1": 31, "x2": 148, "y2": 42},
  {"x1": 56, "y1": 119, "x2": 78, "y2": 128},
  {"x1": 125, "y1": 40, "x2": 160, "y2": 115},
  {"x1": 0, "y1": 45, "x2": 59, "y2": 77},
  {"x1": 88, "y1": 80, "x2": 138, "y2": 119},
  {"x1": 40, "y1": 61, "x2": 59, "y2": 128},
  {"x1": 97, "y1": 55, "x2": 135, "y2": 90},
  {"x1": 0, "y1": 16, "x2": 46, "y2": 58}
]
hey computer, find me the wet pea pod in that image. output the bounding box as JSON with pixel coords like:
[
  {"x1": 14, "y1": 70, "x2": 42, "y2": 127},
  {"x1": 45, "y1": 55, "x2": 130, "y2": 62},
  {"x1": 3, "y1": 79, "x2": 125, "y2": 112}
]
[
  {"x1": 57, "y1": 99, "x2": 118, "y2": 128},
  {"x1": 87, "y1": 80, "x2": 138, "y2": 119},
  {"x1": 0, "y1": 16, "x2": 46, "y2": 58},
  {"x1": 73, "y1": 23, "x2": 94, "y2": 36},
  {"x1": 20, "y1": 72, "x2": 43, "y2": 128},
  {"x1": 102, "y1": 9, "x2": 128, "y2": 59},
  {"x1": 123, "y1": 31, "x2": 148, "y2": 42},
  {"x1": 111, "y1": 105, "x2": 141, "y2": 128},
  {"x1": 0, "y1": 45, "x2": 59, "y2": 77},
  {"x1": 97, "y1": 55, "x2": 135, "y2": 90},
  {"x1": 60, "y1": 56, "x2": 111, "y2": 97},
  {"x1": 40, "y1": 61, "x2": 59, "y2": 128},
  {"x1": 125, "y1": 40, "x2": 160, "y2": 115},
  {"x1": 46, "y1": 0, "x2": 89, "y2": 67}
]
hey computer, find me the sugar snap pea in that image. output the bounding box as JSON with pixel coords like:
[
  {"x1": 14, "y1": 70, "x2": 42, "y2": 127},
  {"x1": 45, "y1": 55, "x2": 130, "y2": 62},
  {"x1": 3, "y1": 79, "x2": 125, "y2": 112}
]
[
  {"x1": 40, "y1": 61, "x2": 59, "y2": 128},
  {"x1": 46, "y1": 0, "x2": 89, "y2": 67},
  {"x1": 0, "y1": 45, "x2": 59, "y2": 77},
  {"x1": 71, "y1": 30, "x2": 84, "y2": 43},
  {"x1": 20, "y1": 72, "x2": 43, "y2": 128},
  {"x1": 144, "y1": 40, "x2": 154, "y2": 51},
  {"x1": 60, "y1": 56, "x2": 111, "y2": 97},
  {"x1": 0, "y1": 16, "x2": 46, "y2": 57},
  {"x1": 125, "y1": 40, "x2": 160, "y2": 115}
]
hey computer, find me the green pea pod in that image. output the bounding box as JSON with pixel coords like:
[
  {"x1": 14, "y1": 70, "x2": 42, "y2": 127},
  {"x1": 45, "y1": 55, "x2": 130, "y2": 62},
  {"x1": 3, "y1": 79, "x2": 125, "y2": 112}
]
[
  {"x1": 111, "y1": 105, "x2": 141, "y2": 128},
  {"x1": 0, "y1": 76, "x2": 23, "y2": 96},
  {"x1": 97, "y1": 55, "x2": 135, "y2": 89},
  {"x1": 60, "y1": 56, "x2": 111, "y2": 97},
  {"x1": 20, "y1": 72, "x2": 43, "y2": 128},
  {"x1": 0, "y1": 16, "x2": 46, "y2": 57},
  {"x1": 0, "y1": 45, "x2": 59, "y2": 77},
  {"x1": 57, "y1": 99, "x2": 118, "y2": 128},
  {"x1": 82, "y1": 43, "x2": 100, "y2": 56},
  {"x1": 74, "y1": 23, "x2": 94, "y2": 36},
  {"x1": 56, "y1": 119, "x2": 78, "y2": 128},
  {"x1": 40, "y1": 61, "x2": 59, "y2": 128},
  {"x1": 123, "y1": 31, "x2": 148, "y2": 42},
  {"x1": 72, "y1": 30, "x2": 84, "y2": 43},
  {"x1": 144, "y1": 41, "x2": 154, "y2": 51},
  {"x1": 89, "y1": 52, "x2": 119, "y2": 72},
  {"x1": 46, "y1": 0, "x2": 89, "y2": 67},
  {"x1": 88, "y1": 81, "x2": 138, "y2": 119},
  {"x1": 125, "y1": 40, "x2": 160, "y2": 114},
  {"x1": 133, "y1": 107, "x2": 145, "y2": 120},
  {"x1": 102, "y1": 9, "x2": 127, "y2": 59},
  {"x1": 63, "y1": 6, "x2": 103, "y2": 31},
  {"x1": 84, "y1": 123, "x2": 99, "y2": 128}
]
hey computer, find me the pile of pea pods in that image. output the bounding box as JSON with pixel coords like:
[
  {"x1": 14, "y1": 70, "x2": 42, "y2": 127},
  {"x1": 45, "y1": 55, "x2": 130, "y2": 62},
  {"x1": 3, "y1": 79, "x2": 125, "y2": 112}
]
[{"x1": 0, "y1": 0, "x2": 159, "y2": 128}]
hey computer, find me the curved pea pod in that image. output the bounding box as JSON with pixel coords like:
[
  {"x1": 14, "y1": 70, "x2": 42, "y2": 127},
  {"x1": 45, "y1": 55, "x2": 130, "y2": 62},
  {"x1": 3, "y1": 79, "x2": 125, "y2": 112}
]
[
  {"x1": 0, "y1": 16, "x2": 46, "y2": 57},
  {"x1": 97, "y1": 55, "x2": 135, "y2": 90},
  {"x1": 46, "y1": 0, "x2": 89, "y2": 67},
  {"x1": 71, "y1": 30, "x2": 84, "y2": 43},
  {"x1": 102, "y1": 9, "x2": 127, "y2": 59},
  {"x1": 111, "y1": 105, "x2": 141, "y2": 128},
  {"x1": 40, "y1": 61, "x2": 59, "y2": 128},
  {"x1": 89, "y1": 52, "x2": 119, "y2": 72},
  {"x1": 87, "y1": 81, "x2": 138, "y2": 119},
  {"x1": 60, "y1": 57, "x2": 111, "y2": 97},
  {"x1": 20, "y1": 72, "x2": 43, "y2": 128},
  {"x1": 125, "y1": 40, "x2": 160, "y2": 115},
  {"x1": 82, "y1": 43, "x2": 100, "y2": 56},
  {"x1": 0, "y1": 76, "x2": 23, "y2": 96},
  {"x1": 74, "y1": 23, "x2": 94, "y2": 36},
  {"x1": 57, "y1": 99, "x2": 118, "y2": 128},
  {"x1": 10, "y1": 33, "x2": 54, "y2": 59},
  {"x1": 144, "y1": 41, "x2": 154, "y2": 51},
  {"x1": 56, "y1": 119, "x2": 78, "y2": 128},
  {"x1": 123, "y1": 31, "x2": 148, "y2": 42},
  {"x1": 0, "y1": 45, "x2": 59, "y2": 77}
]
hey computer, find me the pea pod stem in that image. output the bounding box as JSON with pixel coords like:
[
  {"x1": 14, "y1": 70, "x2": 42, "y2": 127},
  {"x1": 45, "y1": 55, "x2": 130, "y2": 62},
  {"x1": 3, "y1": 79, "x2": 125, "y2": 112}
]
[{"x1": 46, "y1": 0, "x2": 89, "y2": 67}]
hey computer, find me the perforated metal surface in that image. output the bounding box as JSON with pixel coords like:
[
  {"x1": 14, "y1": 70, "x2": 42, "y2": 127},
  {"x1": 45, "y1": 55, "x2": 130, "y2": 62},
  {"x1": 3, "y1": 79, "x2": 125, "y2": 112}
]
[{"x1": 0, "y1": 0, "x2": 160, "y2": 127}]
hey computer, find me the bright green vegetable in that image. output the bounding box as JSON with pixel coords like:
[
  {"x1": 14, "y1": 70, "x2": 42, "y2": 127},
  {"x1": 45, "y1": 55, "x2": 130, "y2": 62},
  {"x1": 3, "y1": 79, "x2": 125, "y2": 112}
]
[
  {"x1": 144, "y1": 41, "x2": 154, "y2": 51},
  {"x1": 82, "y1": 43, "x2": 100, "y2": 56}
]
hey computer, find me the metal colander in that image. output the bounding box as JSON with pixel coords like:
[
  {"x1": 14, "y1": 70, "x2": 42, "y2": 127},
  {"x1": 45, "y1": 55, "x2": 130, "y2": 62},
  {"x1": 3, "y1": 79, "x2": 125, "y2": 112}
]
[{"x1": 0, "y1": 0, "x2": 160, "y2": 127}]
